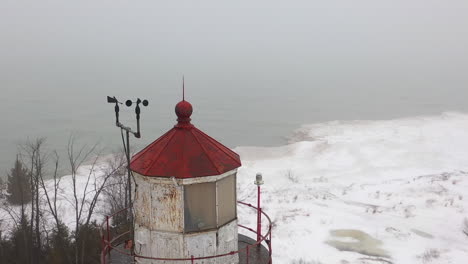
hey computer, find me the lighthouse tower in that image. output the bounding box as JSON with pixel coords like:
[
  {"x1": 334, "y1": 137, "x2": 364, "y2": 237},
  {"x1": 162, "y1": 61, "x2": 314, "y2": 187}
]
[{"x1": 129, "y1": 99, "x2": 241, "y2": 263}]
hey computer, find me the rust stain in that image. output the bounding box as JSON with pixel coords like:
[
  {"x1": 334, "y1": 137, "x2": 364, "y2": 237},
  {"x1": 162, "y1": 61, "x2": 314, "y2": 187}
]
[
  {"x1": 150, "y1": 184, "x2": 183, "y2": 232},
  {"x1": 134, "y1": 177, "x2": 153, "y2": 227},
  {"x1": 157, "y1": 186, "x2": 178, "y2": 202}
]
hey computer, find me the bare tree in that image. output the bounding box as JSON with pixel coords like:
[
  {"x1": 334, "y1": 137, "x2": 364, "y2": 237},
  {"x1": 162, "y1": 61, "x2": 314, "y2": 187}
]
[
  {"x1": 38, "y1": 151, "x2": 61, "y2": 230},
  {"x1": 1, "y1": 201, "x2": 21, "y2": 230},
  {"x1": 21, "y1": 137, "x2": 47, "y2": 264},
  {"x1": 66, "y1": 136, "x2": 125, "y2": 264},
  {"x1": 1, "y1": 136, "x2": 127, "y2": 264},
  {"x1": 102, "y1": 151, "x2": 129, "y2": 225}
]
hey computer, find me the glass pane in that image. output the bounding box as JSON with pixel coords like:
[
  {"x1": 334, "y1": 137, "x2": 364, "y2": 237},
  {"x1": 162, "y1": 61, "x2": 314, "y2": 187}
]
[
  {"x1": 217, "y1": 174, "x2": 236, "y2": 226},
  {"x1": 184, "y1": 182, "x2": 216, "y2": 232}
]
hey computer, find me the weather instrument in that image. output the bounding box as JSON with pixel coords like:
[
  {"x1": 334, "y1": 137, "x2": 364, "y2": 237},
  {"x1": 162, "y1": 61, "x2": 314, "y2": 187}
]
[
  {"x1": 106, "y1": 95, "x2": 149, "y2": 230},
  {"x1": 106, "y1": 96, "x2": 149, "y2": 138}
]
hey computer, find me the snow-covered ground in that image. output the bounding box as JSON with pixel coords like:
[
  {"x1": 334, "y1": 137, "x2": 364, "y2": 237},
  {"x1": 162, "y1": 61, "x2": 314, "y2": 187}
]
[
  {"x1": 236, "y1": 112, "x2": 468, "y2": 264},
  {"x1": 2, "y1": 112, "x2": 468, "y2": 263}
]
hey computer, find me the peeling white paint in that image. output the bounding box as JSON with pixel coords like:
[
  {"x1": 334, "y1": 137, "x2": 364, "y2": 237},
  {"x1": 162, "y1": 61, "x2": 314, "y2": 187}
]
[
  {"x1": 133, "y1": 172, "x2": 239, "y2": 264},
  {"x1": 216, "y1": 220, "x2": 239, "y2": 264},
  {"x1": 134, "y1": 225, "x2": 151, "y2": 259},
  {"x1": 185, "y1": 231, "x2": 217, "y2": 264},
  {"x1": 134, "y1": 176, "x2": 152, "y2": 228},
  {"x1": 151, "y1": 231, "x2": 184, "y2": 261},
  {"x1": 149, "y1": 183, "x2": 184, "y2": 232}
]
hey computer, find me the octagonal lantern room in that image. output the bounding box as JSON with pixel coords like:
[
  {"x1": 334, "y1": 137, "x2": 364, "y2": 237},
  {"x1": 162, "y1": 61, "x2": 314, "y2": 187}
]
[{"x1": 129, "y1": 99, "x2": 241, "y2": 264}]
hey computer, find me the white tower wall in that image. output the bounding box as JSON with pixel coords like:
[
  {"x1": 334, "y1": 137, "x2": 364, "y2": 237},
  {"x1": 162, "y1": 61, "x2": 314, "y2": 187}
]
[{"x1": 133, "y1": 171, "x2": 239, "y2": 264}]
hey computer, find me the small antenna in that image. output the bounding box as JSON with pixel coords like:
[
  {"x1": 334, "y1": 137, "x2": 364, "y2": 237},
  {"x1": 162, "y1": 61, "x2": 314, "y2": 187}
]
[{"x1": 183, "y1": 75, "x2": 185, "y2": 101}]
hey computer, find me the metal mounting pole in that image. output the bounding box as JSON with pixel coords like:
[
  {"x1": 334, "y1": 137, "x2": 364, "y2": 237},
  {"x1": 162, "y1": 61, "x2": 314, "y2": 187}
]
[
  {"x1": 126, "y1": 130, "x2": 131, "y2": 216},
  {"x1": 125, "y1": 129, "x2": 135, "y2": 251},
  {"x1": 257, "y1": 185, "x2": 261, "y2": 242},
  {"x1": 254, "y1": 173, "x2": 264, "y2": 243}
]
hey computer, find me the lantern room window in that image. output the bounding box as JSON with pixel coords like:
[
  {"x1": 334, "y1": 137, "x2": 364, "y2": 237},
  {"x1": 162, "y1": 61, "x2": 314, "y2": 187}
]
[
  {"x1": 184, "y1": 182, "x2": 217, "y2": 232},
  {"x1": 183, "y1": 173, "x2": 238, "y2": 232},
  {"x1": 217, "y1": 174, "x2": 236, "y2": 226}
]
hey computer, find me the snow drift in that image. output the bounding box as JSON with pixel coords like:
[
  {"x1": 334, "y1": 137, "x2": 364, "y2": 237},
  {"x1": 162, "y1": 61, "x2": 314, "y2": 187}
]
[{"x1": 236, "y1": 112, "x2": 468, "y2": 263}]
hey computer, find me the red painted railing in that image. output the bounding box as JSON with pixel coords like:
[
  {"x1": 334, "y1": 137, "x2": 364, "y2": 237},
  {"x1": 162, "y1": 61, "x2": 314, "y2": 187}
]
[{"x1": 100, "y1": 201, "x2": 272, "y2": 264}]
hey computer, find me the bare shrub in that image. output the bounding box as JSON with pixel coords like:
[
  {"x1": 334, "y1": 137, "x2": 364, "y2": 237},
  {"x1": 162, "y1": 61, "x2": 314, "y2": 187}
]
[
  {"x1": 285, "y1": 169, "x2": 299, "y2": 183},
  {"x1": 418, "y1": 248, "x2": 440, "y2": 263}
]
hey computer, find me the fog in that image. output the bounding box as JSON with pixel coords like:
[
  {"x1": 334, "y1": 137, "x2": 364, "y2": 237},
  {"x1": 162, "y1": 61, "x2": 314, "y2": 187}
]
[{"x1": 1, "y1": 0, "x2": 468, "y2": 173}]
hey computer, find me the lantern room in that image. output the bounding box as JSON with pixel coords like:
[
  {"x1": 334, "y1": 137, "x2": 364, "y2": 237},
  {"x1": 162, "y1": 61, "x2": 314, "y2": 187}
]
[{"x1": 129, "y1": 99, "x2": 242, "y2": 263}]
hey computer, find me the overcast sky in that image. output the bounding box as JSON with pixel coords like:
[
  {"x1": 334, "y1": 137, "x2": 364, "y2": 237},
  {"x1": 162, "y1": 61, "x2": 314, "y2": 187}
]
[
  {"x1": 1, "y1": 0, "x2": 468, "y2": 173},
  {"x1": 2, "y1": 0, "x2": 468, "y2": 97}
]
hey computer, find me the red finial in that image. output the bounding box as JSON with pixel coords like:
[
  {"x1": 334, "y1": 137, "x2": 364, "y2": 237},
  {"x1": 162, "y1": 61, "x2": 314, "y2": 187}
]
[{"x1": 175, "y1": 100, "x2": 193, "y2": 127}]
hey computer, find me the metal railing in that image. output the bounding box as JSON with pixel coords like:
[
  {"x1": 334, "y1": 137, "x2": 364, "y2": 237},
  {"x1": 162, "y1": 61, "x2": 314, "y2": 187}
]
[{"x1": 100, "y1": 201, "x2": 272, "y2": 264}]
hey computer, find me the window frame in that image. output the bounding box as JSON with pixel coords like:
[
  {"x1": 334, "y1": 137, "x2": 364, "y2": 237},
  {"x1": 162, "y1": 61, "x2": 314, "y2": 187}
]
[{"x1": 183, "y1": 172, "x2": 237, "y2": 233}]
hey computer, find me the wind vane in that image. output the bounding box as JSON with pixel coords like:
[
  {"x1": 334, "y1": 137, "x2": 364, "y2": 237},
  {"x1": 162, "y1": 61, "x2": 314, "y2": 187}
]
[{"x1": 106, "y1": 95, "x2": 149, "y2": 228}]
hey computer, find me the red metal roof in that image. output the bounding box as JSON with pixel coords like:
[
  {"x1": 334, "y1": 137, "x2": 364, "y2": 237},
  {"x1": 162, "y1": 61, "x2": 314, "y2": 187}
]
[{"x1": 129, "y1": 100, "x2": 241, "y2": 178}]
